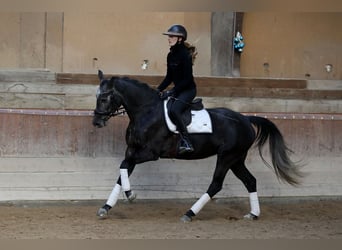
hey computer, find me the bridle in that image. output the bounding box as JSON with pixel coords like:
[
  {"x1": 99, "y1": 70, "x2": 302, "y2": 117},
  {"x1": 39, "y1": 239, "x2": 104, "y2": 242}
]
[
  {"x1": 93, "y1": 106, "x2": 126, "y2": 117},
  {"x1": 93, "y1": 89, "x2": 126, "y2": 119}
]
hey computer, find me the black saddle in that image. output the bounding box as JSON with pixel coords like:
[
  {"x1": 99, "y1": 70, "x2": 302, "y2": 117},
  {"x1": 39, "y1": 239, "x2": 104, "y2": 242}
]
[{"x1": 166, "y1": 98, "x2": 204, "y2": 126}]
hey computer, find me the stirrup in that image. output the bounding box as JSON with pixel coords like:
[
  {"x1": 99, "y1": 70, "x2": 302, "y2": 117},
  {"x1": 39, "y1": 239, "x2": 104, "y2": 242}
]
[
  {"x1": 178, "y1": 141, "x2": 194, "y2": 154},
  {"x1": 178, "y1": 147, "x2": 194, "y2": 154}
]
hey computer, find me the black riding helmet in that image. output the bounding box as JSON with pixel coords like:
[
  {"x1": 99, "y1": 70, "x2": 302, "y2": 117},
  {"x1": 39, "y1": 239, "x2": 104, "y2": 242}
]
[{"x1": 163, "y1": 24, "x2": 187, "y2": 41}]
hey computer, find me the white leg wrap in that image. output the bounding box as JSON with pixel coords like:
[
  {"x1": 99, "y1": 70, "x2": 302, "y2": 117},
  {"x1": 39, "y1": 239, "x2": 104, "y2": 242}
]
[
  {"x1": 106, "y1": 184, "x2": 121, "y2": 207},
  {"x1": 120, "y1": 169, "x2": 131, "y2": 191},
  {"x1": 249, "y1": 192, "x2": 260, "y2": 216},
  {"x1": 191, "y1": 193, "x2": 211, "y2": 215}
]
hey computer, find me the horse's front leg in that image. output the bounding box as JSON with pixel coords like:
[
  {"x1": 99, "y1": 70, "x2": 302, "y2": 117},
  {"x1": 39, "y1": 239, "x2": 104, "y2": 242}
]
[
  {"x1": 97, "y1": 159, "x2": 136, "y2": 219},
  {"x1": 119, "y1": 160, "x2": 137, "y2": 201}
]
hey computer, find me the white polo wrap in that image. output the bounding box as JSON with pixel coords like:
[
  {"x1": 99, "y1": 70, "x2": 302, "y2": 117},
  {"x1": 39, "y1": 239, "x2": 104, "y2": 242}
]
[
  {"x1": 120, "y1": 169, "x2": 131, "y2": 191},
  {"x1": 106, "y1": 184, "x2": 121, "y2": 207},
  {"x1": 249, "y1": 192, "x2": 260, "y2": 216},
  {"x1": 191, "y1": 193, "x2": 211, "y2": 215}
]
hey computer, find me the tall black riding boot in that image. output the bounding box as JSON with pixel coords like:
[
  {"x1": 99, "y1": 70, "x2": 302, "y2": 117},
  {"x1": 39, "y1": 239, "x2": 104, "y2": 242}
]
[{"x1": 178, "y1": 131, "x2": 194, "y2": 154}]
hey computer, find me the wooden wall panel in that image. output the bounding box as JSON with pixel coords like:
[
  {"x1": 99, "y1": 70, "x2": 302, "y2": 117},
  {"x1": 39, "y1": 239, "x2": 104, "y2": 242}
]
[
  {"x1": 0, "y1": 113, "x2": 127, "y2": 157},
  {"x1": 0, "y1": 112, "x2": 341, "y2": 201}
]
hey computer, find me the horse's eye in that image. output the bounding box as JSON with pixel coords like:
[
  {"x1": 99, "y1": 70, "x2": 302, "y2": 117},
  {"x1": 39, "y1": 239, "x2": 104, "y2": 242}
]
[{"x1": 96, "y1": 87, "x2": 101, "y2": 98}]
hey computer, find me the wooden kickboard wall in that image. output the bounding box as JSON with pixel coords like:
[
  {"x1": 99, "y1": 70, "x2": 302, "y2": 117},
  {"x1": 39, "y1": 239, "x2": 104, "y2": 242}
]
[
  {"x1": 0, "y1": 70, "x2": 341, "y2": 201},
  {"x1": 0, "y1": 112, "x2": 341, "y2": 201}
]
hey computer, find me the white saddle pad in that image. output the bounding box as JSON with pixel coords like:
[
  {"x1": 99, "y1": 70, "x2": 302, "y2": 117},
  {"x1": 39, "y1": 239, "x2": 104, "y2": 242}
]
[{"x1": 163, "y1": 99, "x2": 212, "y2": 134}]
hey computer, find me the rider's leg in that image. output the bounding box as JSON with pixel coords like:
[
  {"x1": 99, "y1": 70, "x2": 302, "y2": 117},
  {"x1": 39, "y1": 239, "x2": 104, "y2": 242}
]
[
  {"x1": 178, "y1": 124, "x2": 194, "y2": 154},
  {"x1": 169, "y1": 105, "x2": 194, "y2": 154},
  {"x1": 169, "y1": 89, "x2": 196, "y2": 154}
]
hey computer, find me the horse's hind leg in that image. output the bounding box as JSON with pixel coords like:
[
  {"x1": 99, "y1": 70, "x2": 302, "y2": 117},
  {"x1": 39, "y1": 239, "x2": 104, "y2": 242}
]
[
  {"x1": 231, "y1": 160, "x2": 260, "y2": 220},
  {"x1": 180, "y1": 153, "x2": 233, "y2": 222}
]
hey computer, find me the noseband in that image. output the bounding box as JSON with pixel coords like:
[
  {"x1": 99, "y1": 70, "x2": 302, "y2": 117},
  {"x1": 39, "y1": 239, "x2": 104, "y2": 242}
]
[{"x1": 93, "y1": 106, "x2": 126, "y2": 117}]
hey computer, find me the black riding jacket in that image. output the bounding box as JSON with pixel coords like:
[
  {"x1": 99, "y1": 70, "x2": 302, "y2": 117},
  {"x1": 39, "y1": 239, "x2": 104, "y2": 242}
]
[{"x1": 157, "y1": 42, "x2": 196, "y2": 96}]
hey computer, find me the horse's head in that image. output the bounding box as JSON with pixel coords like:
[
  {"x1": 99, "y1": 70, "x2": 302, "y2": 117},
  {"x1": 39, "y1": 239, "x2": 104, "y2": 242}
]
[{"x1": 93, "y1": 70, "x2": 123, "y2": 128}]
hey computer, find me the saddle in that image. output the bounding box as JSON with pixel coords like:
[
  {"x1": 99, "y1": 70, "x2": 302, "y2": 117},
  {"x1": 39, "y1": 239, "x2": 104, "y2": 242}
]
[
  {"x1": 164, "y1": 98, "x2": 212, "y2": 134},
  {"x1": 166, "y1": 98, "x2": 204, "y2": 126}
]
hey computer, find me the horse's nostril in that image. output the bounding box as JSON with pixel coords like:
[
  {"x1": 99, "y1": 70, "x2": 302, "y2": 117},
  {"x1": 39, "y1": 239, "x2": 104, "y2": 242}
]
[
  {"x1": 93, "y1": 119, "x2": 101, "y2": 127},
  {"x1": 93, "y1": 118, "x2": 106, "y2": 128},
  {"x1": 95, "y1": 123, "x2": 103, "y2": 128}
]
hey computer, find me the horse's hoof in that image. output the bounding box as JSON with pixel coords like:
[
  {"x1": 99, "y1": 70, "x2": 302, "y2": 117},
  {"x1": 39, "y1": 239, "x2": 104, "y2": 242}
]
[
  {"x1": 127, "y1": 191, "x2": 137, "y2": 202},
  {"x1": 243, "y1": 213, "x2": 258, "y2": 220},
  {"x1": 97, "y1": 207, "x2": 108, "y2": 219},
  {"x1": 180, "y1": 214, "x2": 192, "y2": 223}
]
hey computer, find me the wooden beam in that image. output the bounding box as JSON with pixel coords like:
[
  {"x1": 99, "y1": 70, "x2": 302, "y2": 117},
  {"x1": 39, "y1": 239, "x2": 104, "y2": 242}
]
[{"x1": 56, "y1": 73, "x2": 307, "y2": 89}]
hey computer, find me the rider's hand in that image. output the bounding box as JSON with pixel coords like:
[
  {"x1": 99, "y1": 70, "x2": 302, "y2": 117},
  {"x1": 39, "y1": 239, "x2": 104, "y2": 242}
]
[
  {"x1": 159, "y1": 91, "x2": 168, "y2": 100},
  {"x1": 159, "y1": 89, "x2": 175, "y2": 100},
  {"x1": 157, "y1": 88, "x2": 164, "y2": 98}
]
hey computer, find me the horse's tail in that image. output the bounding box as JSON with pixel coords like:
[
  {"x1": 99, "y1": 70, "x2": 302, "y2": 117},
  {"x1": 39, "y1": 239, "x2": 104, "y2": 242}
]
[{"x1": 248, "y1": 115, "x2": 304, "y2": 186}]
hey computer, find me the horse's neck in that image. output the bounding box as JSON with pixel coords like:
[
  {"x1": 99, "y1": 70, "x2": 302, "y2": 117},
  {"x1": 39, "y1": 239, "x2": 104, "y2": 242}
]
[
  {"x1": 124, "y1": 97, "x2": 162, "y2": 123},
  {"x1": 123, "y1": 95, "x2": 159, "y2": 117},
  {"x1": 115, "y1": 79, "x2": 159, "y2": 117}
]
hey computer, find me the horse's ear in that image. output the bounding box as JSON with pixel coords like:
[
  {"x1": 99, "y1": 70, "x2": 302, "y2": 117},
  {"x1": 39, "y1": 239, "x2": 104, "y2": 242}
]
[
  {"x1": 109, "y1": 76, "x2": 116, "y2": 89},
  {"x1": 98, "y1": 70, "x2": 104, "y2": 80}
]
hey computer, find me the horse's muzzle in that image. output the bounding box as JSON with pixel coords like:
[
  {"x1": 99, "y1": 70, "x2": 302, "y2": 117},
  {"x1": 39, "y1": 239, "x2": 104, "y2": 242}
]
[{"x1": 92, "y1": 116, "x2": 106, "y2": 128}]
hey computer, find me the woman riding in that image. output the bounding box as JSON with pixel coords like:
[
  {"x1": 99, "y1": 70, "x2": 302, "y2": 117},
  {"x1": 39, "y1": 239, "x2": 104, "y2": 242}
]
[{"x1": 157, "y1": 24, "x2": 197, "y2": 155}]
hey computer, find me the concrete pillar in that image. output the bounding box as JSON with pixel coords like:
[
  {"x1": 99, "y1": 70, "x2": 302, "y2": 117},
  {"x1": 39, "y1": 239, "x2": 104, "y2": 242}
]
[
  {"x1": 19, "y1": 13, "x2": 46, "y2": 68},
  {"x1": 45, "y1": 13, "x2": 64, "y2": 72},
  {"x1": 211, "y1": 12, "x2": 243, "y2": 77},
  {"x1": 19, "y1": 12, "x2": 63, "y2": 71}
]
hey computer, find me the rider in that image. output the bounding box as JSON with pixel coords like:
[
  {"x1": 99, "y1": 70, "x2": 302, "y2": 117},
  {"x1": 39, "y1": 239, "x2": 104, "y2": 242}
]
[{"x1": 157, "y1": 24, "x2": 197, "y2": 154}]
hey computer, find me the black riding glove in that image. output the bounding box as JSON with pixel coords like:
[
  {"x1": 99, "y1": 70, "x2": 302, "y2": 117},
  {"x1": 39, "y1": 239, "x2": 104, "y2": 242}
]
[{"x1": 159, "y1": 89, "x2": 175, "y2": 100}]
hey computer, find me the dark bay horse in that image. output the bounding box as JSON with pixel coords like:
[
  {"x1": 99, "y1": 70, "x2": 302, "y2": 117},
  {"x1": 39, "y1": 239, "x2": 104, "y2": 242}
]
[{"x1": 92, "y1": 70, "x2": 303, "y2": 222}]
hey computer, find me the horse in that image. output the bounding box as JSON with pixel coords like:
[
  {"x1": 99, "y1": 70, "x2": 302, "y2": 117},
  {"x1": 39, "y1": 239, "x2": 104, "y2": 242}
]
[{"x1": 92, "y1": 70, "x2": 303, "y2": 222}]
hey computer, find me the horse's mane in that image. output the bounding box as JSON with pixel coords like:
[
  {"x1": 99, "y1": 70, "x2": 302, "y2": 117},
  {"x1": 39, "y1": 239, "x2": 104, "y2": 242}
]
[{"x1": 118, "y1": 77, "x2": 157, "y2": 94}]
